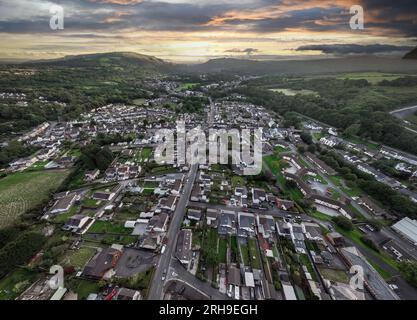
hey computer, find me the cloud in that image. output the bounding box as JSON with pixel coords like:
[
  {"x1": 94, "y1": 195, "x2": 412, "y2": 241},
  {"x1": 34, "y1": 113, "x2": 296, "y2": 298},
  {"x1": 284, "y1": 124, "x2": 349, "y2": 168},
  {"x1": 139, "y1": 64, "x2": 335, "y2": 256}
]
[
  {"x1": 296, "y1": 44, "x2": 414, "y2": 55},
  {"x1": 225, "y1": 48, "x2": 259, "y2": 54}
]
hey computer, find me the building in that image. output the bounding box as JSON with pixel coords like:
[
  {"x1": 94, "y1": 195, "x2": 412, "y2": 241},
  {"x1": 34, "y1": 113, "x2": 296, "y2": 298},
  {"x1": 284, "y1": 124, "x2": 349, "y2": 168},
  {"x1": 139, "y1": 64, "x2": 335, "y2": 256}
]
[
  {"x1": 392, "y1": 217, "x2": 417, "y2": 245},
  {"x1": 176, "y1": 229, "x2": 192, "y2": 266},
  {"x1": 84, "y1": 169, "x2": 100, "y2": 182},
  {"x1": 147, "y1": 213, "x2": 169, "y2": 233},
  {"x1": 218, "y1": 210, "x2": 236, "y2": 235},
  {"x1": 206, "y1": 208, "x2": 219, "y2": 226},
  {"x1": 63, "y1": 214, "x2": 90, "y2": 232},
  {"x1": 238, "y1": 212, "x2": 256, "y2": 237},
  {"x1": 92, "y1": 191, "x2": 115, "y2": 202},
  {"x1": 187, "y1": 208, "x2": 202, "y2": 221},
  {"x1": 160, "y1": 195, "x2": 178, "y2": 212},
  {"x1": 50, "y1": 193, "x2": 77, "y2": 214},
  {"x1": 82, "y1": 247, "x2": 122, "y2": 280},
  {"x1": 252, "y1": 188, "x2": 266, "y2": 205},
  {"x1": 115, "y1": 288, "x2": 142, "y2": 300}
]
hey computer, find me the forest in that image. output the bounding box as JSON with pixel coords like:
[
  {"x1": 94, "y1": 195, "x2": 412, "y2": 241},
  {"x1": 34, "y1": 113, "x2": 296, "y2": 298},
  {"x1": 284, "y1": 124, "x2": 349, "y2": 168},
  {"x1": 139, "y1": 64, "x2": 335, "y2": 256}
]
[{"x1": 240, "y1": 76, "x2": 417, "y2": 155}]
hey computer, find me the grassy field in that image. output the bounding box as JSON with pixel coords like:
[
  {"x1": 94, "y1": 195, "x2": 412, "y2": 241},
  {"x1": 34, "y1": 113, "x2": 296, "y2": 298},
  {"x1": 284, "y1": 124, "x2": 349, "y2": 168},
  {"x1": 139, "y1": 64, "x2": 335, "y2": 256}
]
[
  {"x1": 218, "y1": 238, "x2": 228, "y2": 263},
  {"x1": 269, "y1": 88, "x2": 318, "y2": 96},
  {"x1": 0, "y1": 170, "x2": 69, "y2": 228},
  {"x1": 318, "y1": 267, "x2": 349, "y2": 283},
  {"x1": 248, "y1": 238, "x2": 262, "y2": 270},
  {"x1": 87, "y1": 220, "x2": 130, "y2": 234},
  {"x1": 336, "y1": 72, "x2": 404, "y2": 85},
  {"x1": 61, "y1": 247, "x2": 97, "y2": 269}
]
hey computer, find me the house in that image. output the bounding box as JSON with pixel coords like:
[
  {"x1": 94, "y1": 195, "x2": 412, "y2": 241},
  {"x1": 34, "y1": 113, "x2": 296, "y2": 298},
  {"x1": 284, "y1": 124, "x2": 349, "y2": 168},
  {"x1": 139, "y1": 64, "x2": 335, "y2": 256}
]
[
  {"x1": 63, "y1": 214, "x2": 90, "y2": 232},
  {"x1": 82, "y1": 247, "x2": 122, "y2": 280},
  {"x1": 115, "y1": 288, "x2": 142, "y2": 300},
  {"x1": 276, "y1": 220, "x2": 292, "y2": 238},
  {"x1": 92, "y1": 191, "x2": 115, "y2": 202},
  {"x1": 235, "y1": 187, "x2": 248, "y2": 199},
  {"x1": 50, "y1": 193, "x2": 77, "y2": 214},
  {"x1": 252, "y1": 188, "x2": 266, "y2": 205},
  {"x1": 84, "y1": 169, "x2": 100, "y2": 182},
  {"x1": 160, "y1": 195, "x2": 178, "y2": 212},
  {"x1": 105, "y1": 167, "x2": 117, "y2": 181},
  {"x1": 257, "y1": 215, "x2": 275, "y2": 239},
  {"x1": 147, "y1": 213, "x2": 169, "y2": 233},
  {"x1": 228, "y1": 265, "x2": 241, "y2": 286},
  {"x1": 190, "y1": 184, "x2": 203, "y2": 202},
  {"x1": 238, "y1": 212, "x2": 256, "y2": 237},
  {"x1": 218, "y1": 210, "x2": 236, "y2": 235},
  {"x1": 176, "y1": 229, "x2": 192, "y2": 266},
  {"x1": 171, "y1": 180, "x2": 182, "y2": 196},
  {"x1": 206, "y1": 208, "x2": 219, "y2": 226},
  {"x1": 327, "y1": 232, "x2": 345, "y2": 247},
  {"x1": 187, "y1": 208, "x2": 202, "y2": 221}
]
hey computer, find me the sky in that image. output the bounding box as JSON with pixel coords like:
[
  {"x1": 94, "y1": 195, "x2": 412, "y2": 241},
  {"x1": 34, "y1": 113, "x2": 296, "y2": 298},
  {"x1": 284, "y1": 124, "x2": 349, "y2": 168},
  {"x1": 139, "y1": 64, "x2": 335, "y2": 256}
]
[{"x1": 0, "y1": 0, "x2": 416, "y2": 63}]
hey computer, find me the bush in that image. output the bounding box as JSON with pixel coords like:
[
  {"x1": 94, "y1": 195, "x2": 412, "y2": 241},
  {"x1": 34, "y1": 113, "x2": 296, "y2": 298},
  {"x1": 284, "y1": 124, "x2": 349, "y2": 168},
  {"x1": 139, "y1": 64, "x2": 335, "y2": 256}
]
[
  {"x1": 360, "y1": 236, "x2": 380, "y2": 252},
  {"x1": 332, "y1": 216, "x2": 353, "y2": 231},
  {"x1": 399, "y1": 261, "x2": 417, "y2": 288},
  {"x1": 0, "y1": 232, "x2": 46, "y2": 278}
]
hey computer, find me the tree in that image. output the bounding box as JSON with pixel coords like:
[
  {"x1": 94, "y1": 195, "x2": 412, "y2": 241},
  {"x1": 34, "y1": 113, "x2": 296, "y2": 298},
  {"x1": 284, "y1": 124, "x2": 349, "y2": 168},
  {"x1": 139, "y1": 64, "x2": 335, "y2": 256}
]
[
  {"x1": 399, "y1": 261, "x2": 417, "y2": 288},
  {"x1": 307, "y1": 144, "x2": 316, "y2": 153},
  {"x1": 300, "y1": 132, "x2": 313, "y2": 145},
  {"x1": 332, "y1": 216, "x2": 353, "y2": 231}
]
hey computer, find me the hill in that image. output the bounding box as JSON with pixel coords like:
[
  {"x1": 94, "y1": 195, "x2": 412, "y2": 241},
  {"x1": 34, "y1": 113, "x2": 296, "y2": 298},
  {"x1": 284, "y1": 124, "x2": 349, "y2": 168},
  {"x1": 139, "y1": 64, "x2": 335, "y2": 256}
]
[
  {"x1": 403, "y1": 47, "x2": 417, "y2": 60},
  {"x1": 190, "y1": 55, "x2": 417, "y2": 75},
  {"x1": 24, "y1": 52, "x2": 175, "y2": 73}
]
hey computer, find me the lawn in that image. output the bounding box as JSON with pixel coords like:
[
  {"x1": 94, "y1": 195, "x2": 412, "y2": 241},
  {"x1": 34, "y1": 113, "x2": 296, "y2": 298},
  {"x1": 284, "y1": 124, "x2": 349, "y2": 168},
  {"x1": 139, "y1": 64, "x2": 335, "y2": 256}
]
[
  {"x1": 0, "y1": 268, "x2": 38, "y2": 300},
  {"x1": 231, "y1": 176, "x2": 245, "y2": 188},
  {"x1": 218, "y1": 238, "x2": 228, "y2": 263},
  {"x1": 87, "y1": 221, "x2": 131, "y2": 234},
  {"x1": 68, "y1": 279, "x2": 101, "y2": 300},
  {"x1": 61, "y1": 247, "x2": 97, "y2": 269},
  {"x1": 135, "y1": 147, "x2": 153, "y2": 163},
  {"x1": 318, "y1": 267, "x2": 349, "y2": 284},
  {"x1": 0, "y1": 170, "x2": 69, "y2": 228},
  {"x1": 299, "y1": 254, "x2": 317, "y2": 281},
  {"x1": 240, "y1": 243, "x2": 250, "y2": 266},
  {"x1": 248, "y1": 238, "x2": 262, "y2": 270}
]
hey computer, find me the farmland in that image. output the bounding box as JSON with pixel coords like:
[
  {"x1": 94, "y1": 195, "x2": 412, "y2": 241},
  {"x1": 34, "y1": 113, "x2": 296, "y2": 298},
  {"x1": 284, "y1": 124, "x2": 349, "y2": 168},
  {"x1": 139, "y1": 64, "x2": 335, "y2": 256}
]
[{"x1": 0, "y1": 170, "x2": 69, "y2": 228}]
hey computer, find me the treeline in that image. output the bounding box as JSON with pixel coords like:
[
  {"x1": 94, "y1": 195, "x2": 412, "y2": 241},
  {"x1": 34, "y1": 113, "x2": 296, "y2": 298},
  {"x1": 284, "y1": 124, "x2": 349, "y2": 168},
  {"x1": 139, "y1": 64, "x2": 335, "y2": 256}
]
[
  {"x1": 379, "y1": 76, "x2": 417, "y2": 87},
  {"x1": 318, "y1": 150, "x2": 417, "y2": 218},
  {"x1": 79, "y1": 143, "x2": 114, "y2": 171},
  {"x1": 0, "y1": 140, "x2": 39, "y2": 168},
  {"x1": 239, "y1": 77, "x2": 417, "y2": 156},
  {"x1": 0, "y1": 229, "x2": 46, "y2": 278}
]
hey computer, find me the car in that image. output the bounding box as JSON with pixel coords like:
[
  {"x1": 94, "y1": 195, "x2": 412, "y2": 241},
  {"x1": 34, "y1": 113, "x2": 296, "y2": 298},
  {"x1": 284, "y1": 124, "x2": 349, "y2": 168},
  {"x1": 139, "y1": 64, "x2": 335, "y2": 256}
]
[
  {"x1": 389, "y1": 284, "x2": 399, "y2": 291},
  {"x1": 161, "y1": 276, "x2": 166, "y2": 281},
  {"x1": 161, "y1": 245, "x2": 166, "y2": 254}
]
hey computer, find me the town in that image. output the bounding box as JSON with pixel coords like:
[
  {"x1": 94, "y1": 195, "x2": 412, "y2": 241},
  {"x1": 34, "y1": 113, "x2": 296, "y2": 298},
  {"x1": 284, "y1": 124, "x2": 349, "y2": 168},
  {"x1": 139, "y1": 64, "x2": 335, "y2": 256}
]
[{"x1": 1, "y1": 75, "x2": 417, "y2": 302}]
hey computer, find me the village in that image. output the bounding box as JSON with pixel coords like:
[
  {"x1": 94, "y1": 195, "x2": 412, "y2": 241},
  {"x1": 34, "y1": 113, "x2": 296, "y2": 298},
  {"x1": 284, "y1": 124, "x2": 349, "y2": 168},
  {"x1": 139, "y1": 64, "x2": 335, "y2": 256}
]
[{"x1": 1, "y1": 78, "x2": 417, "y2": 302}]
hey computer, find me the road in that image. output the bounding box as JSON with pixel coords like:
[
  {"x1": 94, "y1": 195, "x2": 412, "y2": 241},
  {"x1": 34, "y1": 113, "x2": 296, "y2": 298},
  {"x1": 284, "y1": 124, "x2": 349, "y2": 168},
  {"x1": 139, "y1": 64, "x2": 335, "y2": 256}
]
[
  {"x1": 389, "y1": 104, "x2": 417, "y2": 119},
  {"x1": 168, "y1": 260, "x2": 230, "y2": 300},
  {"x1": 147, "y1": 163, "x2": 198, "y2": 300}
]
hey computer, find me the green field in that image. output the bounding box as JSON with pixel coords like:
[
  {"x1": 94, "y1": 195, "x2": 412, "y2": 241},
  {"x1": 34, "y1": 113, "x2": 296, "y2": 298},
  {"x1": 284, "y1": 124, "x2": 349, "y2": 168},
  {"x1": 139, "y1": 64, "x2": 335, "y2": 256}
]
[
  {"x1": 269, "y1": 88, "x2": 318, "y2": 96},
  {"x1": 0, "y1": 170, "x2": 69, "y2": 228},
  {"x1": 336, "y1": 72, "x2": 404, "y2": 85},
  {"x1": 61, "y1": 247, "x2": 97, "y2": 269}
]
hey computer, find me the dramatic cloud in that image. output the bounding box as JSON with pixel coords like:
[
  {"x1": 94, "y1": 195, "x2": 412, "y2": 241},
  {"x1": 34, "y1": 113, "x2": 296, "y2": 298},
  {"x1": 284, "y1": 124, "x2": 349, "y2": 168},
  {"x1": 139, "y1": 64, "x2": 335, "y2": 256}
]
[
  {"x1": 296, "y1": 44, "x2": 414, "y2": 55},
  {"x1": 0, "y1": 0, "x2": 416, "y2": 61}
]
